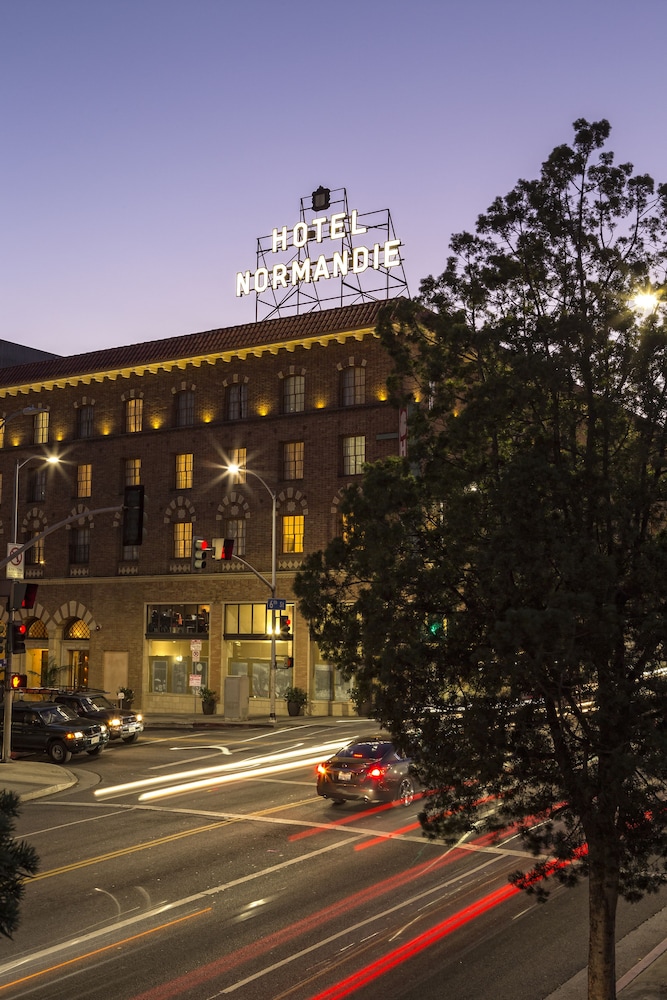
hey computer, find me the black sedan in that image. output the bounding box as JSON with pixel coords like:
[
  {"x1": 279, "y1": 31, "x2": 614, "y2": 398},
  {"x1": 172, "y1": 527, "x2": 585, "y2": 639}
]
[{"x1": 316, "y1": 737, "x2": 416, "y2": 807}]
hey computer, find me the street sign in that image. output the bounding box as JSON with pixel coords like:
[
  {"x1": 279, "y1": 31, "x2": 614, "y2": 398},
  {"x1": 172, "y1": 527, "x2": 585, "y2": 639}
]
[
  {"x1": 190, "y1": 638, "x2": 202, "y2": 663},
  {"x1": 189, "y1": 674, "x2": 202, "y2": 688},
  {"x1": 267, "y1": 598, "x2": 286, "y2": 610},
  {"x1": 6, "y1": 544, "x2": 24, "y2": 581}
]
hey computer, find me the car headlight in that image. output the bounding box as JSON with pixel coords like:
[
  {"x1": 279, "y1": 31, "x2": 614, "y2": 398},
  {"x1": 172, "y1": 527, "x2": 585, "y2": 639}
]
[
  {"x1": 109, "y1": 718, "x2": 121, "y2": 727},
  {"x1": 67, "y1": 731, "x2": 84, "y2": 740},
  {"x1": 100, "y1": 724, "x2": 108, "y2": 734},
  {"x1": 135, "y1": 713, "x2": 143, "y2": 722}
]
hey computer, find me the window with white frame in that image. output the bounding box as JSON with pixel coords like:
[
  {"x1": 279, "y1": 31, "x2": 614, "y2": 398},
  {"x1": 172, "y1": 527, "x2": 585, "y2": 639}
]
[
  {"x1": 173, "y1": 521, "x2": 193, "y2": 560},
  {"x1": 227, "y1": 383, "x2": 248, "y2": 421},
  {"x1": 77, "y1": 404, "x2": 94, "y2": 438},
  {"x1": 283, "y1": 374, "x2": 305, "y2": 414},
  {"x1": 175, "y1": 453, "x2": 193, "y2": 490},
  {"x1": 125, "y1": 458, "x2": 141, "y2": 486},
  {"x1": 341, "y1": 366, "x2": 365, "y2": 406},
  {"x1": 282, "y1": 514, "x2": 304, "y2": 553},
  {"x1": 283, "y1": 441, "x2": 304, "y2": 480},
  {"x1": 33, "y1": 410, "x2": 49, "y2": 445},
  {"x1": 342, "y1": 435, "x2": 365, "y2": 475},
  {"x1": 225, "y1": 517, "x2": 246, "y2": 557},
  {"x1": 69, "y1": 527, "x2": 90, "y2": 564},
  {"x1": 77, "y1": 464, "x2": 92, "y2": 499},
  {"x1": 175, "y1": 389, "x2": 195, "y2": 427},
  {"x1": 125, "y1": 397, "x2": 143, "y2": 433}
]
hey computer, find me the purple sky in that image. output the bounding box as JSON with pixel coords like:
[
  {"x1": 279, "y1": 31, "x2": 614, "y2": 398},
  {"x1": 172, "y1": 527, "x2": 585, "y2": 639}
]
[{"x1": 3, "y1": 0, "x2": 666, "y2": 356}]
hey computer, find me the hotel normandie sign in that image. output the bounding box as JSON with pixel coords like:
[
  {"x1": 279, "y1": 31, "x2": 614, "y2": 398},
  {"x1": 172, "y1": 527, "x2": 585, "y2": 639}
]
[{"x1": 236, "y1": 207, "x2": 402, "y2": 298}]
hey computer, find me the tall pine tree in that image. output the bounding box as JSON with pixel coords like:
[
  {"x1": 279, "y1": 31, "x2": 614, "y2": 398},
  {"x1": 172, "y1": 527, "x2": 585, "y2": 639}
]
[{"x1": 295, "y1": 120, "x2": 667, "y2": 1000}]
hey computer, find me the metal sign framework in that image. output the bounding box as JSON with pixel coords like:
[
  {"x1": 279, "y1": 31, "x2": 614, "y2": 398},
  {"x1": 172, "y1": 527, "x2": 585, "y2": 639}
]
[{"x1": 254, "y1": 186, "x2": 409, "y2": 321}]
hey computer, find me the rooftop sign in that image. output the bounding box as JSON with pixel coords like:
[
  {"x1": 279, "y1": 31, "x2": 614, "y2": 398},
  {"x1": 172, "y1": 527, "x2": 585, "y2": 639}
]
[{"x1": 237, "y1": 187, "x2": 409, "y2": 321}]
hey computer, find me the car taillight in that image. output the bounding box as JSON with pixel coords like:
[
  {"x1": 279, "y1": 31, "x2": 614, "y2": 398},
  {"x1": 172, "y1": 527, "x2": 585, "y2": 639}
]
[
  {"x1": 368, "y1": 766, "x2": 386, "y2": 779},
  {"x1": 316, "y1": 763, "x2": 327, "y2": 775}
]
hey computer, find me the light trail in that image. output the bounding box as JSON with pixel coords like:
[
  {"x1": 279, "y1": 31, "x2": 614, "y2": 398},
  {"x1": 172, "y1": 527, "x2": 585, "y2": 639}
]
[
  {"x1": 0, "y1": 909, "x2": 210, "y2": 993},
  {"x1": 94, "y1": 739, "x2": 345, "y2": 799}
]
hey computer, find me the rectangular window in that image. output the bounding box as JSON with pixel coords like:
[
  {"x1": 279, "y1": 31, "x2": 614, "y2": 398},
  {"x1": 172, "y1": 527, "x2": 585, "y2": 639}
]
[
  {"x1": 26, "y1": 531, "x2": 44, "y2": 567},
  {"x1": 69, "y1": 527, "x2": 90, "y2": 564},
  {"x1": 175, "y1": 390, "x2": 195, "y2": 427},
  {"x1": 175, "y1": 453, "x2": 193, "y2": 490},
  {"x1": 126, "y1": 397, "x2": 143, "y2": 433},
  {"x1": 283, "y1": 375, "x2": 305, "y2": 414},
  {"x1": 229, "y1": 447, "x2": 247, "y2": 483},
  {"x1": 283, "y1": 441, "x2": 304, "y2": 480},
  {"x1": 225, "y1": 518, "x2": 246, "y2": 557},
  {"x1": 282, "y1": 514, "x2": 304, "y2": 553},
  {"x1": 77, "y1": 464, "x2": 92, "y2": 499},
  {"x1": 28, "y1": 468, "x2": 47, "y2": 503},
  {"x1": 225, "y1": 602, "x2": 293, "y2": 636},
  {"x1": 341, "y1": 366, "x2": 365, "y2": 406},
  {"x1": 173, "y1": 521, "x2": 193, "y2": 560},
  {"x1": 342, "y1": 435, "x2": 365, "y2": 475},
  {"x1": 125, "y1": 458, "x2": 141, "y2": 486},
  {"x1": 227, "y1": 383, "x2": 248, "y2": 421},
  {"x1": 77, "y1": 404, "x2": 94, "y2": 438},
  {"x1": 33, "y1": 410, "x2": 49, "y2": 445}
]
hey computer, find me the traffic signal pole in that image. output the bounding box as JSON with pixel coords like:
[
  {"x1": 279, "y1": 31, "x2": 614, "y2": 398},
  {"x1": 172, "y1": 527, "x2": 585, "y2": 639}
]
[
  {"x1": 0, "y1": 503, "x2": 128, "y2": 763},
  {"x1": 1, "y1": 581, "x2": 15, "y2": 763}
]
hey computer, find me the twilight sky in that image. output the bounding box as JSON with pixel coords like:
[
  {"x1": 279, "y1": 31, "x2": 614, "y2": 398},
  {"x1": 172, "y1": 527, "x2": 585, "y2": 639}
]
[{"x1": 3, "y1": 0, "x2": 666, "y2": 356}]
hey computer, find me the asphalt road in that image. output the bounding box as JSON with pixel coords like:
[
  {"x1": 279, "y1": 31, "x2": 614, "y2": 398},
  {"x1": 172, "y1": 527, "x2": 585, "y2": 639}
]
[{"x1": 1, "y1": 719, "x2": 665, "y2": 1000}]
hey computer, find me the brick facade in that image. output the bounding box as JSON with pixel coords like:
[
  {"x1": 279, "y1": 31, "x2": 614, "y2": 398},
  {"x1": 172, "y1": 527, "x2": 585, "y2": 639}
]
[{"x1": 0, "y1": 301, "x2": 400, "y2": 718}]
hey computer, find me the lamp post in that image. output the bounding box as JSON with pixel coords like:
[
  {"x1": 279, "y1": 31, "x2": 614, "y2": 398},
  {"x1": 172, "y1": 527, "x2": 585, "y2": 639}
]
[
  {"x1": 226, "y1": 465, "x2": 278, "y2": 723},
  {"x1": 2, "y1": 447, "x2": 59, "y2": 763}
]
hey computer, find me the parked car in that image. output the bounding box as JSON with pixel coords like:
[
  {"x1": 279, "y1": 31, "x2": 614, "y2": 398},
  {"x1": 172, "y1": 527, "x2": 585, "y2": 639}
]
[
  {"x1": 3, "y1": 701, "x2": 110, "y2": 764},
  {"x1": 54, "y1": 691, "x2": 144, "y2": 743},
  {"x1": 316, "y1": 737, "x2": 416, "y2": 806}
]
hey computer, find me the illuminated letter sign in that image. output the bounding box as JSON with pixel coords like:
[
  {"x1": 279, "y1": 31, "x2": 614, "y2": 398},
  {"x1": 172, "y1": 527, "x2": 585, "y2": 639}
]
[{"x1": 236, "y1": 208, "x2": 401, "y2": 297}]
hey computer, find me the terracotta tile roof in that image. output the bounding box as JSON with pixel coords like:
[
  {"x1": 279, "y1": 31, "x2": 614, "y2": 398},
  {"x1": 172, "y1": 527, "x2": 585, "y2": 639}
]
[{"x1": 0, "y1": 299, "x2": 400, "y2": 392}]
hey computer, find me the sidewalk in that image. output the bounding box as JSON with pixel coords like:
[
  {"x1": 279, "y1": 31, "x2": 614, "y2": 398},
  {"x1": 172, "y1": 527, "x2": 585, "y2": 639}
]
[{"x1": 0, "y1": 714, "x2": 664, "y2": 997}]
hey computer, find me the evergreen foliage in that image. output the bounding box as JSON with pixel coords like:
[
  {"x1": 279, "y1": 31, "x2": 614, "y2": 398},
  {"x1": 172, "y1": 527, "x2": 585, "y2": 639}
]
[
  {"x1": 0, "y1": 790, "x2": 39, "y2": 938},
  {"x1": 295, "y1": 120, "x2": 667, "y2": 1000}
]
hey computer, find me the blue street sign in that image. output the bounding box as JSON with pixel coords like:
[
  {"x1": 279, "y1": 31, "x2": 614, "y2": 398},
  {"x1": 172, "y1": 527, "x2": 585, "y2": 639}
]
[{"x1": 267, "y1": 598, "x2": 286, "y2": 610}]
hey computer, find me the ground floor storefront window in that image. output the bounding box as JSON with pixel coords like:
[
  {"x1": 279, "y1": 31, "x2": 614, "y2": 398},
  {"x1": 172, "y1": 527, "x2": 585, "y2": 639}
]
[{"x1": 148, "y1": 638, "x2": 209, "y2": 694}]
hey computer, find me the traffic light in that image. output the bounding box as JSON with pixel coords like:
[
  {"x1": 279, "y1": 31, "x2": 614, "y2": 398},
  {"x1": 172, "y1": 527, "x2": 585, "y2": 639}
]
[
  {"x1": 123, "y1": 485, "x2": 145, "y2": 546},
  {"x1": 10, "y1": 674, "x2": 27, "y2": 689},
  {"x1": 279, "y1": 615, "x2": 291, "y2": 639},
  {"x1": 6, "y1": 583, "x2": 38, "y2": 612},
  {"x1": 10, "y1": 623, "x2": 27, "y2": 655},
  {"x1": 191, "y1": 537, "x2": 208, "y2": 571},
  {"x1": 212, "y1": 538, "x2": 235, "y2": 560}
]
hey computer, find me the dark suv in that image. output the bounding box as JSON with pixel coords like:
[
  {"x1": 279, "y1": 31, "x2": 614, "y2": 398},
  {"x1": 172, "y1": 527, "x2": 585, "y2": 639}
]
[
  {"x1": 54, "y1": 691, "x2": 144, "y2": 743},
  {"x1": 4, "y1": 701, "x2": 110, "y2": 764}
]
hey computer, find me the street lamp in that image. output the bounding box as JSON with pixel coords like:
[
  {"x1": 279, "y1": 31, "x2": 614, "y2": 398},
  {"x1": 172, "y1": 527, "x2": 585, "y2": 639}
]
[
  {"x1": 2, "y1": 444, "x2": 59, "y2": 763},
  {"x1": 226, "y1": 464, "x2": 278, "y2": 723}
]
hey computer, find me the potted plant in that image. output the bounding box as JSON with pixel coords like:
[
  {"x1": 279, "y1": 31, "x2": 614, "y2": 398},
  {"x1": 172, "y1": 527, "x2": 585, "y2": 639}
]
[
  {"x1": 198, "y1": 687, "x2": 217, "y2": 715},
  {"x1": 284, "y1": 685, "x2": 308, "y2": 717}
]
